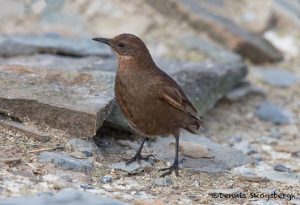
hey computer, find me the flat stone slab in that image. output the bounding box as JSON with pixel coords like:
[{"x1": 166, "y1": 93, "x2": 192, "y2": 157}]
[
  {"x1": 0, "y1": 65, "x2": 115, "y2": 138},
  {"x1": 0, "y1": 37, "x2": 117, "y2": 136},
  {"x1": 0, "y1": 34, "x2": 111, "y2": 57},
  {"x1": 147, "y1": 0, "x2": 283, "y2": 63},
  {"x1": 0, "y1": 189, "x2": 129, "y2": 205},
  {"x1": 0, "y1": 54, "x2": 117, "y2": 72},
  {"x1": 151, "y1": 131, "x2": 251, "y2": 173}
]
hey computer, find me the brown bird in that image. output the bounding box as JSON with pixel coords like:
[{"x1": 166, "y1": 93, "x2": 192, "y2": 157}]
[{"x1": 93, "y1": 34, "x2": 202, "y2": 177}]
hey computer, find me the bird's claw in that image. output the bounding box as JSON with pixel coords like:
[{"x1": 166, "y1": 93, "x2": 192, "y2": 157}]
[
  {"x1": 159, "y1": 163, "x2": 180, "y2": 177},
  {"x1": 179, "y1": 158, "x2": 186, "y2": 165},
  {"x1": 126, "y1": 153, "x2": 155, "y2": 165}
]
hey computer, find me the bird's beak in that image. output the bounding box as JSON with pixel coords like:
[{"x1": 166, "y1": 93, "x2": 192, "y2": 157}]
[{"x1": 92, "y1": 38, "x2": 110, "y2": 45}]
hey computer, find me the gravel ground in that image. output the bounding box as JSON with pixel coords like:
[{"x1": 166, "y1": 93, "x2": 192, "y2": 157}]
[
  {"x1": 0, "y1": 59, "x2": 299, "y2": 204},
  {"x1": 0, "y1": 0, "x2": 300, "y2": 204}
]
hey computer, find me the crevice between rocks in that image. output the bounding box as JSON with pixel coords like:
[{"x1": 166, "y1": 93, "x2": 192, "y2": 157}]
[{"x1": 0, "y1": 111, "x2": 23, "y2": 123}]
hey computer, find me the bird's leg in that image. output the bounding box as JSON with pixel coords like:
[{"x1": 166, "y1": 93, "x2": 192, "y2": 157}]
[
  {"x1": 159, "y1": 134, "x2": 180, "y2": 177},
  {"x1": 126, "y1": 137, "x2": 154, "y2": 165}
]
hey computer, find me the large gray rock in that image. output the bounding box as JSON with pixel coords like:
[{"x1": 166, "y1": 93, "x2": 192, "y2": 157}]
[
  {"x1": 106, "y1": 59, "x2": 247, "y2": 129},
  {"x1": 179, "y1": 35, "x2": 242, "y2": 63},
  {"x1": 151, "y1": 131, "x2": 251, "y2": 173},
  {"x1": 187, "y1": 0, "x2": 274, "y2": 34},
  {"x1": 0, "y1": 34, "x2": 111, "y2": 57},
  {"x1": 164, "y1": 60, "x2": 247, "y2": 114},
  {"x1": 0, "y1": 54, "x2": 119, "y2": 137},
  {"x1": 0, "y1": 189, "x2": 129, "y2": 205},
  {"x1": 0, "y1": 54, "x2": 117, "y2": 72},
  {"x1": 0, "y1": 35, "x2": 247, "y2": 135},
  {"x1": 147, "y1": 0, "x2": 283, "y2": 63}
]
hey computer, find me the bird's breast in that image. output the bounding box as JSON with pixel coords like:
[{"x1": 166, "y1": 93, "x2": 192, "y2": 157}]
[
  {"x1": 115, "y1": 69, "x2": 145, "y2": 117},
  {"x1": 114, "y1": 69, "x2": 159, "y2": 130}
]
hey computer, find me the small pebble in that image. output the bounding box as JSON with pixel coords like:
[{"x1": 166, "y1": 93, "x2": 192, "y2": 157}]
[
  {"x1": 3, "y1": 157, "x2": 21, "y2": 166},
  {"x1": 252, "y1": 153, "x2": 262, "y2": 162},
  {"x1": 228, "y1": 136, "x2": 242, "y2": 145},
  {"x1": 261, "y1": 136, "x2": 278, "y2": 144},
  {"x1": 82, "y1": 151, "x2": 93, "y2": 157},
  {"x1": 293, "y1": 152, "x2": 300, "y2": 158},
  {"x1": 208, "y1": 188, "x2": 241, "y2": 195},
  {"x1": 290, "y1": 199, "x2": 300, "y2": 205},
  {"x1": 68, "y1": 138, "x2": 99, "y2": 153},
  {"x1": 273, "y1": 164, "x2": 291, "y2": 172},
  {"x1": 270, "y1": 127, "x2": 281, "y2": 139},
  {"x1": 153, "y1": 177, "x2": 173, "y2": 187},
  {"x1": 193, "y1": 181, "x2": 200, "y2": 187},
  {"x1": 110, "y1": 161, "x2": 153, "y2": 174},
  {"x1": 80, "y1": 184, "x2": 95, "y2": 190},
  {"x1": 100, "y1": 176, "x2": 113, "y2": 184},
  {"x1": 232, "y1": 141, "x2": 257, "y2": 155},
  {"x1": 37, "y1": 192, "x2": 54, "y2": 197},
  {"x1": 239, "y1": 173, "x2": 269, "y2": 182},
  {"x1": 179, "y1": 141, "x2": 213, "y2": 159}
]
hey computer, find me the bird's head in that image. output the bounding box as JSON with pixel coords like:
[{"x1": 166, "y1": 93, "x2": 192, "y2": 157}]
[{"x1": 93, "y1": 33, "x2": 150, "y2": 59}]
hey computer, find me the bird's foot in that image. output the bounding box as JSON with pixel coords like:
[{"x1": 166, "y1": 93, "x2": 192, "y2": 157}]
[
  {"x1": 159, "y1": 163, "x2": 180, "y2": 177},
  {"x1": 126, "y1": 153, "x2": 155, "y2": 165}
]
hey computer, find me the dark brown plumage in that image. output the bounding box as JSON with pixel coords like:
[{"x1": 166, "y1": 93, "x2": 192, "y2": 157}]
[{"x1": 93, "y1": 34, "x2": 202, "y2": 177}]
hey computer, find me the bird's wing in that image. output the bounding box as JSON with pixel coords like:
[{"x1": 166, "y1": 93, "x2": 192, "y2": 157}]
[{"x1": 160, "y1": 86, "x2": 201, "y2": 121}]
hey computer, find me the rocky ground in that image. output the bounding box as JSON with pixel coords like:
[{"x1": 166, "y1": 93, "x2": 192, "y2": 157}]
[{"x1": 0, "y1": 0, "x2": 300, "y2": 205}]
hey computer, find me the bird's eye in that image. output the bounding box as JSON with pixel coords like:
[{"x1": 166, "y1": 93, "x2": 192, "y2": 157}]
[{"x1": 118, "y1": 42, "x2": 125, "y2": 48}]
